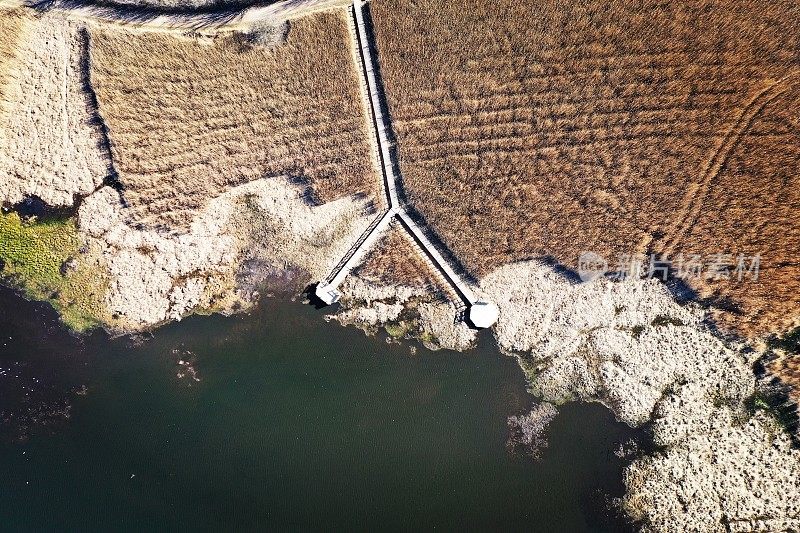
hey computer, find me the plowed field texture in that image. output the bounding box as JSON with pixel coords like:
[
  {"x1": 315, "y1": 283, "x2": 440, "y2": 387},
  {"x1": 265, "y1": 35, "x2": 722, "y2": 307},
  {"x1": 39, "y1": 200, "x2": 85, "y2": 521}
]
[
  {"x1": 90, "y1": 10, "x2": 376, "y2": 231},
  {"x1": 370, "y1": 0, "x2": 800, "y2": 341}
]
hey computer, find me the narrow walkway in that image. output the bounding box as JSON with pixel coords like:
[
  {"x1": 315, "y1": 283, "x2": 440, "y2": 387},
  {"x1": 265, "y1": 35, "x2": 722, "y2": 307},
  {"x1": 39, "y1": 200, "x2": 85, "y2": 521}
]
[
  {"x1": 0, "y1": 0, "x2": 349, "y2": 33},
  {"x1": 316, "y1": 1, "x2": 498, "y2": 328}
]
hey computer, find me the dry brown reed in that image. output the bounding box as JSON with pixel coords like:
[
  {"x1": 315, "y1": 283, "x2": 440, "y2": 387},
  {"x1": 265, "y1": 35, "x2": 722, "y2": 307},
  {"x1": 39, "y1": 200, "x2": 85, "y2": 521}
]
[
  {"x1": 90, "y1": 10, "x2": 377, "y2": 230},
  {"x1": 0, "y1": 11, "x2": 27, "y2": 116},
  {"x1": 355, "y1": 224, "x2": 444, "y2": 294},
  {"x1": 371, "y1": 0, "x2": 800, "y2": 339}
]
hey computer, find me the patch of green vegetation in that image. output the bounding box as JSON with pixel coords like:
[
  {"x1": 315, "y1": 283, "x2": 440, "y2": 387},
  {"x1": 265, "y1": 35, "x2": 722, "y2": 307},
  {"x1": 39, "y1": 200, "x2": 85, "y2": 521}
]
[
  {"x1": 746, "y1": 391, "x2": 799, "y2": 437},
  {"x1": 0, "y1": 211, "x2": 77, "y2": 289},
  {"x1": 385, "y1": 321, "x2": 410, "y2": 338},
  {"x1": 419, "y1": 330, "x2": 439, "y2": 346},
  {"x1": 752, "y1": 395, "x2": 771, "y2": 411},
  {"x1": 0, "y1": 211, "x2": 108, "y2": 332}
]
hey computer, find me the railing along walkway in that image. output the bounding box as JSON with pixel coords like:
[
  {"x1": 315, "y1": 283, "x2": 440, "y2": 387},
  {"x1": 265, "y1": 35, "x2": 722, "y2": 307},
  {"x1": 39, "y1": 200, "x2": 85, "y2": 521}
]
[{"x1": 316, "y1": 2, "x2": 498, "y2": 328}]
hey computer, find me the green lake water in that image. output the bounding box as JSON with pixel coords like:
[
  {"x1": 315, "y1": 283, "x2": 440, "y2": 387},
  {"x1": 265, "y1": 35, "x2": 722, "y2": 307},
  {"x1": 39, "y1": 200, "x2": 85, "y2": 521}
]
[{"x1": 0, "y1": 287, "x2": 639, "y2": 531}]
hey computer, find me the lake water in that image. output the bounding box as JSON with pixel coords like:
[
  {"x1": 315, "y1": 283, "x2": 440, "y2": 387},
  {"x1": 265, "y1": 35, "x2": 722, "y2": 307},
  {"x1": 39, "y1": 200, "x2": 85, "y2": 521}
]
[{"x1": 0, "y1": 287, "x2": 639, "y2": 531}]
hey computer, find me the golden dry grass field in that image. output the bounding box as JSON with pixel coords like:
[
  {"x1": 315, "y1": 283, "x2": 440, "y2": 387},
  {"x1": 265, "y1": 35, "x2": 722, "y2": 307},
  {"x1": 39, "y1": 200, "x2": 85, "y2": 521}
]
[
  {"x1": 90, "y1": 11, "x2": 376, "y2": 230},
  {"x1": 0, "y1": 11, "x2": 27, "y2": 119},
  {"x1": 685, "y1": 84, "x2": 800, "y2": 335},
  {"x1": 370, "y1": 0, "x2": 800, "y2": 340}
]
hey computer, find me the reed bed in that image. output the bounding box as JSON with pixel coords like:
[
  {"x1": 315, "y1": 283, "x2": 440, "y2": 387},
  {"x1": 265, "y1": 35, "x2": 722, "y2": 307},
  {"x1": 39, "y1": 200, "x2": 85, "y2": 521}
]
[
  {"x1": 356, "y1": 224, "x2": 443, "y2": 293},
  {"x1": 90, "y1": 10, "x2": 377, "y2": 230},
  {"x1": 371, "y1": 0, "x2": 800, "y2": 339}
]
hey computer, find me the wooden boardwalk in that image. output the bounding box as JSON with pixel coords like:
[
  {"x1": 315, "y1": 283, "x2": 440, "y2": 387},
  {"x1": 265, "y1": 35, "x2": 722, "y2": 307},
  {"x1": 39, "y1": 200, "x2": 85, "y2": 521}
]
[
  {"x1": 5, "y1": 0, "x2": 495, "y2": 325},
  {"x1": 317, "y1": 1, "x2": 498, "y2": 328}
]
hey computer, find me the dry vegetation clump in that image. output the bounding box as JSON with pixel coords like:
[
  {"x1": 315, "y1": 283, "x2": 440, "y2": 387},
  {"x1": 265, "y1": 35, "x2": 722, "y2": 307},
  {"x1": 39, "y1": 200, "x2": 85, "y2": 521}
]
[
  {"x1": 90, "y1": 11, "x2": 376, "y2": 230},
  {"x1": 370, "y1": 0, "x2": 800, "y2": 339},
  {"x1": 355, "y1": 224, "x2": 445, "y2": 294},
  {"x1": 340, "y1": 228, "x2": 476, "y2": 349},
  {"x1": 0, "y1": 11, "x2": 26, "y2": 106},
  {"x1": 506, "y1": 402, "x2": 558, "y2": 460}
]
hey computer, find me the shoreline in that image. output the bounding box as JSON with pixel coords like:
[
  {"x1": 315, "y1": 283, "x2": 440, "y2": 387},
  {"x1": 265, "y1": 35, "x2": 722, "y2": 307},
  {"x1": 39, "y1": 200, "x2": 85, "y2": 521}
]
[
  {"x1": 0, "y1": 288, "x2": 641, "y2": 530},
  {"x1": 2, "y1": 152, "x2": 800, "y2": 530},
  {"x1": 2, "y1": 221, "x2": 800, "y2": 530},
  {"x1": 1, "y1": 6, "x2": 798, "y2": 531}
]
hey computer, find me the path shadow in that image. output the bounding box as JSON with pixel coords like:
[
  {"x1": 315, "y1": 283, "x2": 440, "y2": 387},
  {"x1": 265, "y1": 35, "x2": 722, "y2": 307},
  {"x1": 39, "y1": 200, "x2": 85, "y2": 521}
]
[
  {"x1": 77, "y1": 28, "x2": 127, "y2": 204},
  {"x1": 35, "y1": 0, "x2": 253, "y2": 24},
  {"x1": 304, "y1": 283, "x2": 336, "y2": 310},
  {"x1": 538, "y1": 255, "x2": 583, "y2": 283}
]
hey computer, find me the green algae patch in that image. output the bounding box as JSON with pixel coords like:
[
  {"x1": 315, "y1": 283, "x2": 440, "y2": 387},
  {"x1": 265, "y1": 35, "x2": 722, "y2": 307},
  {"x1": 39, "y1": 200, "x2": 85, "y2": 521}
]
[
  {"x1": 384, "y1": 321, "x2": 410, "y2": 338},
  {"x1": 0, "y1": 211, "x2": 108, "y2": 332}
]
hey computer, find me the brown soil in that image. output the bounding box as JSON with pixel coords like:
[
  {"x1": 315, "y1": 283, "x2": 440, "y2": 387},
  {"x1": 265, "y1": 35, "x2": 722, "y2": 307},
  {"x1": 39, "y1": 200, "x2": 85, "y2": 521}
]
[
  {"x1": 370, "y1": 0, "x2": 800, "y2": 340},
  {"x1": 90, "y1": 10, "x2": 377, "y2": 231}
]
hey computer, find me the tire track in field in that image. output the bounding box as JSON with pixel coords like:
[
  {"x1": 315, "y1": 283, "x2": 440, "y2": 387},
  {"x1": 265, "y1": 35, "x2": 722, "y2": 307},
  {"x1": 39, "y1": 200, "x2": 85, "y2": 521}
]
[
  {"x1": 397, "y1": 92, "x2": 735, "y2": 128},
  {"x1": 660, "y1": 70, "x2": 800, "y2": 255}
]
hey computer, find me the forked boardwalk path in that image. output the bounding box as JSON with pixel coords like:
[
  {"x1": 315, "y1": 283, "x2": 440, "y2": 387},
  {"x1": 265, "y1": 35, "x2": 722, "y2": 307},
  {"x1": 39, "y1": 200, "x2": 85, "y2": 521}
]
[{"x1": 315, "y1": 1, "x2": 498, "y2": 328}]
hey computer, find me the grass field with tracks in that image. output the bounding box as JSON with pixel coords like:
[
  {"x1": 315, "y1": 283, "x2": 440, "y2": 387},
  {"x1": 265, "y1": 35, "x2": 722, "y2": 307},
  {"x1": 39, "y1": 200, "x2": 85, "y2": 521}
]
[
  {"x1": 91, "y1": 11, "x2": 376, "y2": 230},
  {"x1": 371, "y1": 0, "x2": 800, "y2": 340}
]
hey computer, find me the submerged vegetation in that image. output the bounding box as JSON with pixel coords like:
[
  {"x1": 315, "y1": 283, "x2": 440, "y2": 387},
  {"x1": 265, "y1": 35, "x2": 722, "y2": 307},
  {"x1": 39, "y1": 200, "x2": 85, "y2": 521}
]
[
  {"x1": 0, "y1": 210, "x2": 107, "y2": 331},
  {"x1": 383, "y1": 321, "x2": 410, "y2": 338}
]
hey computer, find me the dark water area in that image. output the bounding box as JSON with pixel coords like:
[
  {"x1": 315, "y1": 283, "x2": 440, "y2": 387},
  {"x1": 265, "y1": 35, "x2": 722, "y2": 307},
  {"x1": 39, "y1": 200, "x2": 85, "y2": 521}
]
[{"x1": 0, "y1": 286, "x2": 640, "y2": 531}]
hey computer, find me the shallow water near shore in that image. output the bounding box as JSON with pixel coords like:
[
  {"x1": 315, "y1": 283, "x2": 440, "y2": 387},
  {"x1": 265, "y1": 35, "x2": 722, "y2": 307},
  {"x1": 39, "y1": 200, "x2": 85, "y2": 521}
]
[{"x1": 0, "y1": 286, "x2": 640, "y2": 531}]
